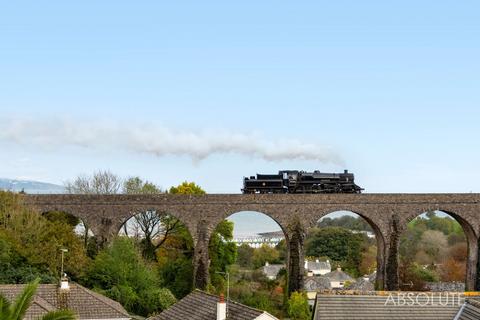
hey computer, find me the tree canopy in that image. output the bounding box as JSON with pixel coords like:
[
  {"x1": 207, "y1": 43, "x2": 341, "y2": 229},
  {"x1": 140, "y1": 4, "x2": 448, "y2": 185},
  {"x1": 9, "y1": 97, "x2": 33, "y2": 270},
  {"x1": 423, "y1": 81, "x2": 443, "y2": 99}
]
[{"x1": 305, "y1": 227, "x2": 366, "y2": 277}]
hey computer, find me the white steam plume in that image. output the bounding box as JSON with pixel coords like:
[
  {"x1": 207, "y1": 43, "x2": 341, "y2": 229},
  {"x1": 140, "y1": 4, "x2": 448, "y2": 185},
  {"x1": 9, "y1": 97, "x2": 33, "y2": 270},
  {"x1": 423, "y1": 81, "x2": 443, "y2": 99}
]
[{"x1": 0, "y1": 117, "x2": 343, "y2": 164}]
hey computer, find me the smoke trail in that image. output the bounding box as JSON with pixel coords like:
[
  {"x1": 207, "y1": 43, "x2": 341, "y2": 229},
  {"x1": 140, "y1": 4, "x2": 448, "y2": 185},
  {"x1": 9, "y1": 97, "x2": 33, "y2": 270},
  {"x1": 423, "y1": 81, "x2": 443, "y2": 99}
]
[{"x1": 0, "y1": 117, "x2": 343, "y2": 164}]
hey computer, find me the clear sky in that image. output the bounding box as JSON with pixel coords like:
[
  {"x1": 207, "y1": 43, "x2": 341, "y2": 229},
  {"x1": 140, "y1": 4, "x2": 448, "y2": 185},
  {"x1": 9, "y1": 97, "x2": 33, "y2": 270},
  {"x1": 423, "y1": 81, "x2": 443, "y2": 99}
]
[{"x1": 1, "y1": 1, "x2": 479, "y2": 196}]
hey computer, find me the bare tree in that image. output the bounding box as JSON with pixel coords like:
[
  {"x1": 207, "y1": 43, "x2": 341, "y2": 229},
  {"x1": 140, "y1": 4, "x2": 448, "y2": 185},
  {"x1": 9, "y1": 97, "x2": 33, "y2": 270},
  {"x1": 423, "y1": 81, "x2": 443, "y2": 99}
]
[
  {"x1": 64, "y1": 170, "x2": 122, "y2": 247},
  {"x1": 65, "y1": 170, "x2": 122, "y2": 194}
]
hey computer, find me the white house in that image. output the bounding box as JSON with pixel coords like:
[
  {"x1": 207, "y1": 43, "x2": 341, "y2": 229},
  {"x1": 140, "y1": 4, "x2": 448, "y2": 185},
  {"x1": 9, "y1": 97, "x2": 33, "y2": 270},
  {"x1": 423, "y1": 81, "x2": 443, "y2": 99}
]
[{"x1": 304, "y1": 259, "x2": 331, "y2": 276}]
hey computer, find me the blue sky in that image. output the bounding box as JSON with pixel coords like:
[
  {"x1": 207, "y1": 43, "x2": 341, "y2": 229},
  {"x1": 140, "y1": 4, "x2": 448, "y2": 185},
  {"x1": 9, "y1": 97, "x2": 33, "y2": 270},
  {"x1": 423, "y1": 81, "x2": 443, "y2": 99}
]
[{"x1": 1, "y1": 1, "x2": 479, "y2": 200}]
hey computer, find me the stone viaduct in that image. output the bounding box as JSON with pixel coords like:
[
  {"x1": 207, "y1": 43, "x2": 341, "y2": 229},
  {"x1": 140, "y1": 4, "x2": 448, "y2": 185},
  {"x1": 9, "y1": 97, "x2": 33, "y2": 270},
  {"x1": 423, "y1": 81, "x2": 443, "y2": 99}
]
[{"x1": 24, "y1": 193, "x2": 480, "y2": 293}]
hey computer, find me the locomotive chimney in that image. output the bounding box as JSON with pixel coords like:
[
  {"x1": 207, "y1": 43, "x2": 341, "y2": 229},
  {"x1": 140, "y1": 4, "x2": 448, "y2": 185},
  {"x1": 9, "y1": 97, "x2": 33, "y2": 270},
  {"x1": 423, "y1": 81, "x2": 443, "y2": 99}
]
[{"x1": 344, "y1": 169, "x2": 348, "y2": 174}]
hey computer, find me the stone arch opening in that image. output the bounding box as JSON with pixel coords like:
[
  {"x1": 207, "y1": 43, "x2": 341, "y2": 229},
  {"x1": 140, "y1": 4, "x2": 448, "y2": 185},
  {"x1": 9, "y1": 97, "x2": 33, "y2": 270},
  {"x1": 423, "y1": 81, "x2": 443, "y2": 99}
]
[
  {"x1": 117, "y1": 208, "x2": 195, "y2": 299},
  {"x1": 400, "y1": 210, "x2": 475, "y2": 291},
  {"x1": 308, "y1": 210, "x2": 385, "y2": 291},
  {"x1": 208, "y1": 210, "x2": 288, "y2": 318}
]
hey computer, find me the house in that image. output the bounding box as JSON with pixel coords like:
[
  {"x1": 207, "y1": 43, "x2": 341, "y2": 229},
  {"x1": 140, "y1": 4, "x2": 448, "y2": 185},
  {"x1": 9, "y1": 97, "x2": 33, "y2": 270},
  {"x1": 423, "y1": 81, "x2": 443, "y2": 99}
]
[
  {"x1": 149, "y1": 290, "x2": 279, "y2": 320},
  {"x1": 324, "y1": 267, "x2": 354, "y2": 288},
  {"x1": 345, "y1": 275, "x2": 374, "y2": 292},
  {"x1": 303, "y1": 276, "x2": 331, "y2": 306},
  {"x1": 304, "y1": 259, "x2": 331, "y2": 276},
  {"x1": 313, "y1": 294, "x2": 467, "y2": 320},
  {"x1": 0, "y1": 279, "x2": 131, "y2": 320},
  {"x1": 262, "y1": 262, "x2": 285, "y2": 280}
]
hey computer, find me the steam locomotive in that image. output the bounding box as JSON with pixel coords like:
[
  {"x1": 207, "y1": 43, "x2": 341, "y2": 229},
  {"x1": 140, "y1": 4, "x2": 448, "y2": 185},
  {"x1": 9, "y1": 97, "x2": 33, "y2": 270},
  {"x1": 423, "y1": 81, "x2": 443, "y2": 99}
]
[{"x1": 242, "y1": 170, "x2": 363, "y2": 194}]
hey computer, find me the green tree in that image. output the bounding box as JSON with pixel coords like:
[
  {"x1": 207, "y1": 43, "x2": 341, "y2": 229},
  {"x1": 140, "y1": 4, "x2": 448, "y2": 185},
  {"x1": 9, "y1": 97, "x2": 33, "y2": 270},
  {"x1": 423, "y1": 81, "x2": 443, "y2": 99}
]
[
  {"x1": 123, "y1": 177, "x2": 160, "y2": 194},
  {"x1": 236, "y1": 244, "x2": 254, "y2": 268},
  {"x1": 0, "y1": 191, "x2": 89, "y2": 281},
  {"x1": 85, "y1": 237, "x2": 176, "y2": 316},
  {"x1": 318, "y1": 215, "x2": 373, "y2": 232},
  {"x1": 0, "y1": 237, "x2": 56, "y2": 284},
  {"x1": 209, "y1": 220, "x2": 237, "y2": 291},
  {"x1": 287, "y1": 292, "x2": 311, "y2": 320},
  {"x1": 306, "y1": 227, "x2": 365, "y2": 276},
  {"x1": 0, "y1": 278, "x2": 75, "y2": 320},
  {"x1": 169, "y1": 182, "x2": 206, "y2": 195},
  {"x1": 252, "y1": 244, "x2": 280, "y2": 269},
  {"x1": 275, "y1": 239, "x2": 287, "y2": 263}
]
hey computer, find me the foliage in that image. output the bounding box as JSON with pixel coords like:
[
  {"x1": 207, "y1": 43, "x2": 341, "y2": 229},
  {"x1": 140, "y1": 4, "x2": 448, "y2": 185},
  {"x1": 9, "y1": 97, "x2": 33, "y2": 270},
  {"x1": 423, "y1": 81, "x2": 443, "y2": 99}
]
[
  {"x1": 0, "y1": 278, "x2": 76, "y2": 320},
  {"x1": 228, "y1": 267, "x2": 286, "y2": 318},
  {"x1": 42, "y1": 211, "x2": 79, "y2": 228},
  {"x1": 287, "y1": 292, "x2": 311, "y2": 320},
  {"x1": 236, "y1": 244, "x2": 254, "y2": 268},
  {"x1": 275, "y1": 239, "x2": 287, "y2": 263},
  {"x1": 85, "y1": 237, "x2": 175, "y2": 316},
  {"x1": 440, "y1": 258, "x2": 466, "y2": 282},
  {"x1": 0, "y1": 192, "x2": 89, "y2": 282},
  {"x1": 418, "y1": 230, "x2": 448, "y2": 262},
  {"x1": 169, "y1": 182, "x2": 206, "y2": 195},
  {"x1": 0, "y1": 237, "x2": 56, "y2": 284},
  {"x1": 123, "y1": 177, "x2": 161, "y2": 194},
  {"x1": 306, "y1": 227, "x2": 366, "y2": 277},
  {"x1": 319, "y1": 215, "x2": 373, "y2": 232},
  {"x1": 252, "y1": 244, "x2": 280, "y2": 269},
  {"x1": 399, "y1": 211, "x2": 468, "y2": 289},
  {"x1": 209, "y1": 220, "x2": 237, "y2": 291},
  {"x1": 156, "y1": 225, "x2": 194, "y2": 298},
  {"x1": 359, "y1": 245, "x2": 377, "y2": 276}
]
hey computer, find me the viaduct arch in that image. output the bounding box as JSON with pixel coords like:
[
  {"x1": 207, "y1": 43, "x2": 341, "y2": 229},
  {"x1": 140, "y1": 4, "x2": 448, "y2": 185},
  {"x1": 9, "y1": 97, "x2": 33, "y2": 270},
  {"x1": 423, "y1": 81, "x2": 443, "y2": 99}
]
[{"x1": 24, "y1": 193, "x2": 480, "y2": 293}]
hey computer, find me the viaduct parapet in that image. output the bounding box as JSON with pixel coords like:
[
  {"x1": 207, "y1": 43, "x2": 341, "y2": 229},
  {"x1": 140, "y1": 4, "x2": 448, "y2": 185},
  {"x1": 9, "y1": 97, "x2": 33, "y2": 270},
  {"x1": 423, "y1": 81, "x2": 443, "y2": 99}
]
[{"x1": 23, "y1": 193, "x2": 480, "y2": 293}]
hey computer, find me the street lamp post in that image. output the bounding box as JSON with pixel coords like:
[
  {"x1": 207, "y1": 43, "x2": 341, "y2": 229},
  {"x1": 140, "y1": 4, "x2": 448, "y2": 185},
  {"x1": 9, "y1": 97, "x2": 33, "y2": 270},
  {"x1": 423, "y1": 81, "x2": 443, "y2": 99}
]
[{"x1": 60, "y1": 248, "x2": 68, "y2": 278}]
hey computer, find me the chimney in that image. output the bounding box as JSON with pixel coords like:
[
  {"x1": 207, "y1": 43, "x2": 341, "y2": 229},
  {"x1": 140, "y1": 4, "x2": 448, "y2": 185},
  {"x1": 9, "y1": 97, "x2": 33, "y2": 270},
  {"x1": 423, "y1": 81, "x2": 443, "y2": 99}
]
[
  {"x1": 217, "y1": 294, "x2": 226, "y2": 320},
  {"x1": 337, "y1": 266, "x2": 342, "y2": 272},
  {"x1": 59, "y1": 273, "x2": 70, "y2": 291},
  {"x1": 363, "y1": 275, "x2": 370, "y2": 281},
  {"x1": 265, "y1": 261, "x2": 269, "y2": 266}
]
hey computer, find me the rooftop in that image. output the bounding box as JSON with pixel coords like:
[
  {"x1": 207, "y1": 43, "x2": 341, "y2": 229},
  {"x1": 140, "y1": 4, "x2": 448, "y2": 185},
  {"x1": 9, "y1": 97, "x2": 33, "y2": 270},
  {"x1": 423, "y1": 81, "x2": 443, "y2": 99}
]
[
  {"x1": 324, "y1": 268, "x2": 354, "y2": 282},
  {"x1": 314, "y1": 293, "x2": 468, "y2": 320},
  {"x1": 457, "y1": 298, "x2": 480, "y2": 320},
  {"x1": 0, "y1": 283, "x2": 131, "y2": 320},
  {"x1": 149, "y1": 290, "x2": 278, "y2": 320}
]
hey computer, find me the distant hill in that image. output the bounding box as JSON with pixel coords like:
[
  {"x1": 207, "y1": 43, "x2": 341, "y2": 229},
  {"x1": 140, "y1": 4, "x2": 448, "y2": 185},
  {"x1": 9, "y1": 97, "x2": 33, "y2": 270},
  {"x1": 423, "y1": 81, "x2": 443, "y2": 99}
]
[{"x1": 0, "y1": 178, "x2": 65, "y2": 194}]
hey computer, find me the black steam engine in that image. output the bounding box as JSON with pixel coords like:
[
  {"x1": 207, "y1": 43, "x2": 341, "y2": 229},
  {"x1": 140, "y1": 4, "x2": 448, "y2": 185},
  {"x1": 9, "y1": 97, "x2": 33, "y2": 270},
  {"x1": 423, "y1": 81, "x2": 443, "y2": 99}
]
[{"x1": 242, "y1": 170, "x2": 363, "y2": 194}]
